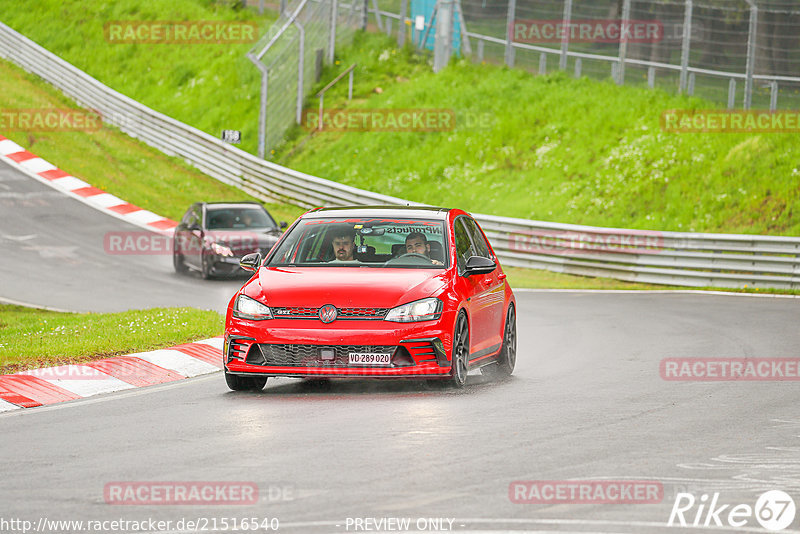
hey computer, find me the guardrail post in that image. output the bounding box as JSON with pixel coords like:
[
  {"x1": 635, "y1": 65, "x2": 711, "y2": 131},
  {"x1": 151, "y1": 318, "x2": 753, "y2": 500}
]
[
  {"x1": 559, "y1": 0, "x2": 572, "y2": 71},
  {"x1": 744, "y1": 1, "x2": 757, "y2": 109},
  {"x1": 679, "y1": 0, "x2": 693, "y2": 93},
  {"x1": 477, "y1": 39, "x2": 484, "y2": 62},
  {"x1": 647, "y1": 66, "x2": 655, "y2": 88},
  {"x1": 539, "y1": 53, "x2": 546, "y2": 75},
  {"x1": 574, "y1": 57, "x2": 581, "y2": 78},
  {"x1": 504, "y1": 0, "x2": 516, "y2": 67},
  {"x1": 616, "y1": 0, "x2": 631, "y2": 85},
  {"x1": 687, "y1": 72, "x2": 695, "y2": 95}
]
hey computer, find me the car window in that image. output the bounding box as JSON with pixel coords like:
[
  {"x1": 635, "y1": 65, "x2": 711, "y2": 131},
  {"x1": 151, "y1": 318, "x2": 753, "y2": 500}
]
[
  {"x1": 267, "y1": 217, "x2": 447, "y2": 268},
  {"x1": 206, "y1": 207, "x2": 276, "y2": 230},
  {"x1": 462, "y1": 217, "x2": 492, "y2": 259},
  {"x1": 453, "y1": 218, "x2": 473, "y2": 269}
]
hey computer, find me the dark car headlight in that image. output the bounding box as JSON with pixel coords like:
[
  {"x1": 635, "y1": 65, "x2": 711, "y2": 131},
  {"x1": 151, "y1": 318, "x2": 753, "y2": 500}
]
[
  {"x1": 233, "y1": 295, "x2": 273, "y2": 321},
  {"x1": 385, "y1": 298, "x2": 443, "y2": 323}
]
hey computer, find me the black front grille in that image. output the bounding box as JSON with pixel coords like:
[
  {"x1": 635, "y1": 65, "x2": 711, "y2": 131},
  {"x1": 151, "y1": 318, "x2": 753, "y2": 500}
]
[{"x1": 247, "y1": 344, "x2": 400, "y2": 367}]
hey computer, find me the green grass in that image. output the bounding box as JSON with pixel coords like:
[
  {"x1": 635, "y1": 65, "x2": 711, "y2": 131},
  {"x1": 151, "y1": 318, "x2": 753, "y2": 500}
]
[
  {"x1": 1, "y1": 1, "x2": 797, "y2": 235},
  {"x1": 276, "y1": 32, "x2": 800, "y2": 236},
  {"x1": 0, "y1": 59, "x2": 305, "y2": 224},
  {"x1": 0, "y1": 305, "x2": 224, "y2": 373}
]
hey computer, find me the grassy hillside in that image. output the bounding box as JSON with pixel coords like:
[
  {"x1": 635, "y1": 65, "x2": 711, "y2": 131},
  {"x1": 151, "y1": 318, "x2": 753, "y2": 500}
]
[{"x1": 1, "y1": 1, "x2": 798, "y2": 235}]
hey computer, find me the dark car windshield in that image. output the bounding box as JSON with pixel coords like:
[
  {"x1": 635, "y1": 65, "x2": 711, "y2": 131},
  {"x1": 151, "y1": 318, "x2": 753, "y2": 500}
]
[
  {"x1": 206, "y1": 207, "x2": 276, "y2": 230},
  {"x1": 267, "y1": 217, "x2": 448, "y2": 268}
]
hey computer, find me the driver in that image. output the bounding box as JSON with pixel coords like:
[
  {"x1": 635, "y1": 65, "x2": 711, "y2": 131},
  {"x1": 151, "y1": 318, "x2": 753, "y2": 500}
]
[
  {"x1": 330, "y1": 227, "x2": 357, "y2": 262},
  {"x1": 405, "y1": 232, "x2": 443, "y2": 265}
]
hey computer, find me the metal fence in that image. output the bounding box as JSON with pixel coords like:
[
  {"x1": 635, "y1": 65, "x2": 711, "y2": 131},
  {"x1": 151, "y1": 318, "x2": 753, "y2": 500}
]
[
  {"x1": 0, "y1": 21, "x2": 799, "y2": 289},
  {"x1": 369, "y1": 0, "x2": 800, "y2": 110},
  {"x1": 247, "y1": 0, "x2": 363, "y2": 157}
]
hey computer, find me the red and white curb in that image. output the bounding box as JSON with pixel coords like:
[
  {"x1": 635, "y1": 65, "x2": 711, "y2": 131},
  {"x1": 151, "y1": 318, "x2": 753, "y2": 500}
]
[
  {"x1": 0, "y1": 337, "x2": 224, "y2": 412},
  {"x1": 0, "y1": 134, "x2": 177, "y2": 233}
]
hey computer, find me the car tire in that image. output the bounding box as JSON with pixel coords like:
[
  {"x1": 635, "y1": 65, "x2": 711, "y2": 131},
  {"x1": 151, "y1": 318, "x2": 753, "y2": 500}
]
[
  {"x1": 449, "y1": 311, "x2": 469, "y2": 388},
  {"x1": 225, "y1": 370, "x2": 267, "y2": 391},
  {"x1": 201, "y1": 252, "x2": 213, "y2": 280},
  {"x1": 173, "y1": 244, "x2": 188, "y2": 274},
  {"x1": 481, "y1": 304, "x2": 516, "y2": 379}
]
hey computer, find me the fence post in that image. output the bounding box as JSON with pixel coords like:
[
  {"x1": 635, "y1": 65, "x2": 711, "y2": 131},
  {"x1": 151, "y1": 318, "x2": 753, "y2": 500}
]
[
  {"x1": 296, "y1": 22, "x2": 305, "y2": 124},
  {"x1": 280, "y1": 0, "x2": 287, "y2": 16},
  {"x1": 679, "y1": 0, "x2": 693, "y2": 93},
  {"x1": 770, "y1": 81, "x2": 778, "y2": 111},
  {"x1": 398, "y1": 0, "x2": 408, "y2": 47},
  {"x1": 361, "y1": 0, "x2": 368, "y2": 30},
  {"x1": 539, "y1": 53, "x2": 546, "y2": 75},
  {"x1": 504, "y1": 0, "x2": 516, "y2": 67},
  {"x1": 574, "y1": 57, "x2": 581, "y2": 78},
  {"x1": 477, "y1": 39, "x2": 484, "y2": 62},
  {"x1": 744, "y1": 0, "x2": 757, "y2": 109},
  {"x1": 258, "y1": 69, "x2": 268, "y2": 158},
  {"x1": 434, "y1": 0, "x2": 453, "y2": 72},
  {"x1": 328, "y1": 0, "x2": 338, "y2": 63},
  {"x1": 616, "y1": 0, "x2": 631, "y2": 84},
  {"x1": 687, "y1": 72, "x2": 695, "y2": 95},
  {"x1": 559, "y1": 0, "x2": 572, "y2": 71},
  {"x1": 647, "y1": 66, "x2": 655, "y2": 88},
  {"x1": 727, "y1": 78, "x2": 736, "y2": 109}
]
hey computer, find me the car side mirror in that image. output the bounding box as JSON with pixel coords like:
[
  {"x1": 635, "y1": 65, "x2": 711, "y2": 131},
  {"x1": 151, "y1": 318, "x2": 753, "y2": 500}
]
[
  {"x1": 240, "y1": 252, "x2": 262, "y2": 272},
  {"x1": 463, "y1": 255, "x2": 496, "y2": 276},
  {"x1": 279, "y1": 221, "x2": 288, "y2": 230}
]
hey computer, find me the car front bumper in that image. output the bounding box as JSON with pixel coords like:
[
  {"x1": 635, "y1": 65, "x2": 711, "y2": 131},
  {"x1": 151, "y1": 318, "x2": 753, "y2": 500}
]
[{"x1": 224, "y1": 315, "x2": 455, "y2": 378}]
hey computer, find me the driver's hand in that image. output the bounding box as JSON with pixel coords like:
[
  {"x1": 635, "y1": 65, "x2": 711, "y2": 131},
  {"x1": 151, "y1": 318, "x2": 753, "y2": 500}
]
[{"x1": 431, "y1": 259, "x2": 442, "y2": 265}]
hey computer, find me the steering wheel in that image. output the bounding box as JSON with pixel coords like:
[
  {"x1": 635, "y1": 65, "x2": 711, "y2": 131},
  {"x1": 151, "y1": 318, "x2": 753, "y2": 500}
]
[{"x1": 384, "y1": 252, "x2": 435, "y2": 266}]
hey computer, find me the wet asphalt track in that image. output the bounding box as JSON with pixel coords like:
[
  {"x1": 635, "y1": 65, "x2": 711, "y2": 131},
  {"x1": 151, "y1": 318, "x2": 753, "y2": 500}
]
[{"x1": 2, "y1": 159, "x2": 800, "y2": 533}]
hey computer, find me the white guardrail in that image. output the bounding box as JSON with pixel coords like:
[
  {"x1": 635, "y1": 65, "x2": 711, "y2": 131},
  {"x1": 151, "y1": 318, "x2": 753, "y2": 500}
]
[{"x1": 1, "y1": 22, "x2": 799, "y2": 289}]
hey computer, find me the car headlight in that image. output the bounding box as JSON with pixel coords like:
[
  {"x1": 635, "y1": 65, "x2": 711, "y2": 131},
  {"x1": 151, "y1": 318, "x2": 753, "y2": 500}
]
[
  {"x1": 233, "y1": 295, "x2": 273, "y2": 321},
  {"x1": 212, "y1": 242, "x2": 234, "y2": 257},
  {"x1": 385, "y1": 297, "x2": 443, "y2": 323}
]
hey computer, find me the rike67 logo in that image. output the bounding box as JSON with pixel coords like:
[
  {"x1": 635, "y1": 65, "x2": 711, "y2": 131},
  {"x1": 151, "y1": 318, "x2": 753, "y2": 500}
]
[{"x1": 668, "y1": 490, "x2": 796, "y2": 531}]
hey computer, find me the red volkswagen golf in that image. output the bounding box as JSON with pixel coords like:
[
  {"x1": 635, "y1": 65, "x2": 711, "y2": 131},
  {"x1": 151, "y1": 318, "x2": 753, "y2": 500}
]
[{"x1": 223, "y1": 206, "x2": 516, "y2": 390}]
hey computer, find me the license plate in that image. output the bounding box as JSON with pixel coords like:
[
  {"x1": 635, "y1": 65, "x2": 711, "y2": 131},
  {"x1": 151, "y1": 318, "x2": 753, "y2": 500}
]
[{"x1": 348, "y1": 352, "x2": 391, "y2": 366}]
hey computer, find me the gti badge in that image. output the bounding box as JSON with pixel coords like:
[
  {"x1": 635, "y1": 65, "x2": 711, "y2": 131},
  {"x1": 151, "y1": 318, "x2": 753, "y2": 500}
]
[{"x1": 318, "y1": 304, "x2": 338, "y2": 323}]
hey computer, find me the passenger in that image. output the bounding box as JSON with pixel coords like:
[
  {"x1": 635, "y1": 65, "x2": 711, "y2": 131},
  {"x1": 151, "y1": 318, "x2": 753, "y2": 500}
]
[{"x1": 405, "y1": 232, "x2": 442, "y2": 265}]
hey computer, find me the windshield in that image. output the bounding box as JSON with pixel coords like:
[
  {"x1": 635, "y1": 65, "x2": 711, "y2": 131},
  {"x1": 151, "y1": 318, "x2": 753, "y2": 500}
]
[
  {"x1": 206, "y1": 207, "x2": 276, "y2": 230},
  {"x1": 267, "y1": 217, "x2": 448, "y2": 268}
]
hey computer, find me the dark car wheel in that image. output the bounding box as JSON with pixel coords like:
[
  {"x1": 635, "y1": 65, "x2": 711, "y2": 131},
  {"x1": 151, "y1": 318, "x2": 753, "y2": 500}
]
[
  {"x1": 449, "y1": 312, "x2": 469, "y2": 388},
  {"x1": 225, "y1": 370, "x2": 267, "y2": 391},
  {"x1": 481, "y1": 304, "x2": 516, "y2": 379},
  {"x1": 173, "y1": 241, "x2": 188, "y2": 274},
  {"x1": 201, "y1": 253, "x2": 213, "y2": 280}
]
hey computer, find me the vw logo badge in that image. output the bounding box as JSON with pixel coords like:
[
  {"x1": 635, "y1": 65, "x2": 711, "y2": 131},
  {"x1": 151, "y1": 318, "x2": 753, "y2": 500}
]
[{"x1": 318, "y1": 304, "x2": 338, "y2": 323}]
